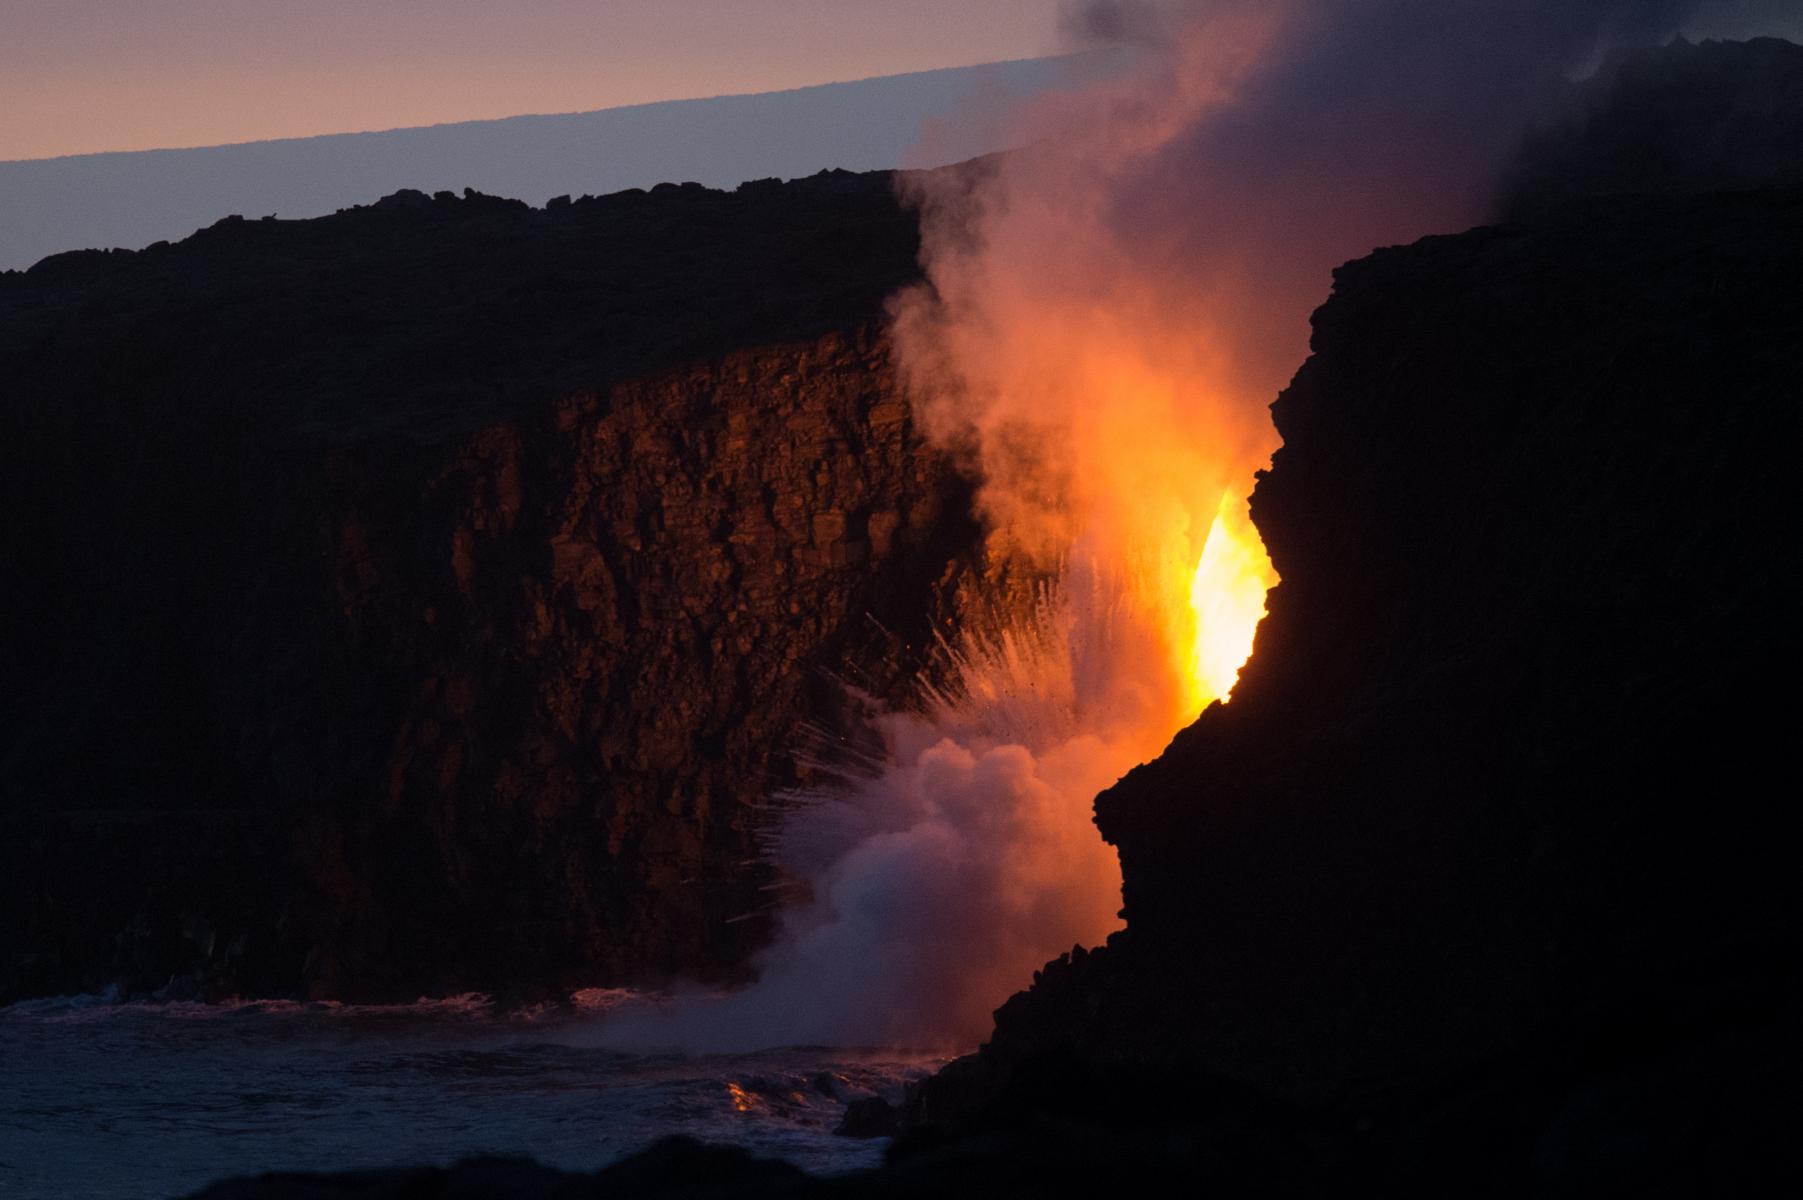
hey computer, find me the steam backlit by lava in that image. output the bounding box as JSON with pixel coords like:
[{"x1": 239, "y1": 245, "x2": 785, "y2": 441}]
[{"x1": 591, "y1": 0, "x2": 1716, "y2": 1054}]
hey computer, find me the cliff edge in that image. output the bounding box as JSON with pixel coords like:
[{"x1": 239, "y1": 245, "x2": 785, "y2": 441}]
[
  {"x1": 897, "y1": 185, "x2": 1803, "y2": 1193},
  {"x1": 0, "y1": 171, "x2": 979, "y2": 1004}
]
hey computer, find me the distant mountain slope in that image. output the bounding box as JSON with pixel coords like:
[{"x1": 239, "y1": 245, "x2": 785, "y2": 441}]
[{"x1": 0, "y1": 52, "x2": 1124, "y2": 272}]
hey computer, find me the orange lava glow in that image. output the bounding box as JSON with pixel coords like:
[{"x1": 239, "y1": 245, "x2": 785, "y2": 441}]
[
  {"x1": 887, "y1": 3, "x2": 1296, "y2": 756},
  {"x1": 1186, "y1": 491, "x2": 1275, "y2": 708},
  {"x1": 696, "y1": 1, "x2": 1289, "y2": 1052}
]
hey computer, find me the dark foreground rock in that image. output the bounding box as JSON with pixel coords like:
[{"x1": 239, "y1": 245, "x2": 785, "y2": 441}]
[
  {"x1": 186, "y1": 1140, "x2": 817, "y2": 1200},
  {"x1": 897, "y1": 186, "x2": 1803, "y2": 1192},
  {"x1": 0, "y1": 171, "x2": 980, "y2": 1004},
  {"x1": 183, "y1": 1126, "x2": 1329, "y2": 1198}
]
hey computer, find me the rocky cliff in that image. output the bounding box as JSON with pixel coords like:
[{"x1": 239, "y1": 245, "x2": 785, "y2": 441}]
[
  {"x1": 0, "y1": 172, "x2": 980, "y2": 1003},
  {"x1": 890, "y1": 186, "x2": 1803, "y2": 1193}
]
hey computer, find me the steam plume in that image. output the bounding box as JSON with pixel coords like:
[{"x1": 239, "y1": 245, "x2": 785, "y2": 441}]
[{"x1": 597, "y1": 0, "x2": 1739, "y2": 1053}]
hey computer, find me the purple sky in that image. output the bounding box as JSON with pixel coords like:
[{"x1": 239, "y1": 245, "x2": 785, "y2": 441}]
[{"x1": 1, "y1": 0, "x2": 1072, "y2": 161}]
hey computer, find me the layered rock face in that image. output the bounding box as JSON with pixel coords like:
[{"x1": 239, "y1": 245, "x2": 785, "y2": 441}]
[
  {"x1": 0, "y1": 172, "x2": 977, "y2": 1003},
  {"x1": 904, "y1": 188, "x2": 1803, "y2": 1189}
]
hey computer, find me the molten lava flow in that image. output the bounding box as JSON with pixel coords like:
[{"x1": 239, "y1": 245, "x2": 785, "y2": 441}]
[{"x1": 1186, "y1": 492, "x2": 1275, "y2": 708}]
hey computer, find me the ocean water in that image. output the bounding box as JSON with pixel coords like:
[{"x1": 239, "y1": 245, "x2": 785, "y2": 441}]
[{"x1": 0, "y1": 993, "x2": 943, "y2": 1200}]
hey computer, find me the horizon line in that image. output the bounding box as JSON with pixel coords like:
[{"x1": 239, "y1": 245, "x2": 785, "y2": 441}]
[{"x1": 1, "y1": 50, "x2": 1116, "y2": 168}]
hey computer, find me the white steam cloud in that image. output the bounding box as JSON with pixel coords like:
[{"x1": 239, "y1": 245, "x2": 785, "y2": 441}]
[{"x1": 591, "y1": 0, "x2": 1760, "y2": 1054}]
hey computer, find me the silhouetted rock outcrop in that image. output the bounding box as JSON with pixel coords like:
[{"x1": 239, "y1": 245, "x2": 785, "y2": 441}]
[
  {"x1": 896, "y1": 186, "x2": 1803, "y2": 1193},
  {"x1": 187, "y1": 1139, "x2": 820, "y2": 1200},
  {"x1": 0, "y1": 171, "x2": 980, "y2": 1003}
]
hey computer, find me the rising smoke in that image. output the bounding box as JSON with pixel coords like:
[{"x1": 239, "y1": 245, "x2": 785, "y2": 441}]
[{"x1": 596, "y1": 0, "x2": 1740, "y2": 1053}]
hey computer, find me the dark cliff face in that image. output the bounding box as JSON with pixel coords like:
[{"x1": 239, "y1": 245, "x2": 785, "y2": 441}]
[
  {"x1": 900, "y1": 189, "x2": 1803, "y2": 1190},
  {"x1": 1106, "y1": 186, "x2": 1802, "y2": 1081},
  {"x1": 0, "y1": 172, "x2": 979, "y2": 1003}
]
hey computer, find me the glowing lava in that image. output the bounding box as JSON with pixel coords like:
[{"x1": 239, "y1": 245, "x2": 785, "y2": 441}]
[{"x1": 1185, "y1": 491, "x2": 1275, "y2": 708}]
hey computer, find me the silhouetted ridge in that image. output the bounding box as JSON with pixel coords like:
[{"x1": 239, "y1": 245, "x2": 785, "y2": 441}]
[
  {"x1": 1, "y1": 169, "x2": 920, "y2": 441},
  {"x1": 0, "y1": 168, "x2": 983, "y2": 1005},
  {"x1": 892, "y1": 185, "x2": 1803, "y2": 1195}
]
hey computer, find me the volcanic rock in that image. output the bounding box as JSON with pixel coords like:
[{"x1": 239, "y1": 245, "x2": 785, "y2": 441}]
[
  {"x1": 0, "y1": 170, "x2": 979, "y2": 1004},
  {"x1": 899, "y1": 185, "x2": 1803, "y2": 1193}
]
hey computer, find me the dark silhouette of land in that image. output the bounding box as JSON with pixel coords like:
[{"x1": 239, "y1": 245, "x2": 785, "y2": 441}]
[{"x1": 0, "y1": 170, "x2": 981, "y2": 1006}]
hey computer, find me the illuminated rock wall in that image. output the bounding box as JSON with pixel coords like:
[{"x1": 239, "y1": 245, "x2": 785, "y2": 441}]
[{"x1": 0, "y1": 173, "x2": 978, "y2": 1003}]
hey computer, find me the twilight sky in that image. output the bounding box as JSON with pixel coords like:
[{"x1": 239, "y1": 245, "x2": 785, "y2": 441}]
[{"x1": 0, "y1": 0, "x2": 1071, "y2": 161}]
